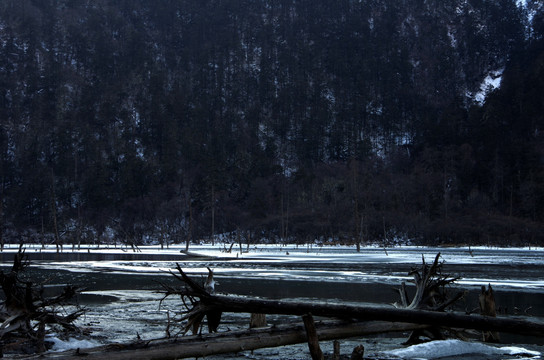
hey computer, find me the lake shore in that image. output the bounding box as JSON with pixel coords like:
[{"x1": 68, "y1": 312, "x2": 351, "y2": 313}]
[{"x1": 1, "y1": 244, "x2": 543, "y2": 359}]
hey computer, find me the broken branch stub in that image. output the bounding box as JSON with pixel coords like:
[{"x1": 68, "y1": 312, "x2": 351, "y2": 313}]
[
  {"x1": 479, "y1": 284, "x2": 500, "y2": 342},
  {"x1": 160, "y1": 264, "x2": 222, "y2": 335},
  {"x1": 396, "y1": 253, "x2": 465, "y2": 344},
  {"x1": 403, "y1": 253, "x2": 461, "y2": 311},
  {"x1": 302, "y1": 313, "x2": 324, "y2": 360}
]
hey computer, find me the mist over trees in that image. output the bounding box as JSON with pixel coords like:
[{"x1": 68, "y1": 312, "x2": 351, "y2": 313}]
[{"x1": 1, "y1": 0, "x2": 543, "y2": 247}]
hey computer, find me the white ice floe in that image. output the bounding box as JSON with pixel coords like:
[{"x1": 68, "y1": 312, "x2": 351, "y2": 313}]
[{"x1": 383, "y1": 339, "x2": 541, "y2": 359}]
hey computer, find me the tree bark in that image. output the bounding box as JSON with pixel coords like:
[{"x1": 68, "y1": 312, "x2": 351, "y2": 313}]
[
  {"x1": 350, "y1": 345, "x2": 365, "y2": 360},
  {"x1": 303, "y1": 313, "x2": 324, "y2": 360},
  {"x1": 479, "y1": 284, "x2": 500, "y2": 342},
  {"x1": 30, "y1": 320, "x2": 428, "y2": 360},
  {"x1": 333, "y1": 340, "x2": 340, "y2": 360},
  {"x1": 199, "y1": 293, "x2": 544, "y2": 337},
  {"x1": 250, "y1": 313, "x2": 267, "y2": 328}
]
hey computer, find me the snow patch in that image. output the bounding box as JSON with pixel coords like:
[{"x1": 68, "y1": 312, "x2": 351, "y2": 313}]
[
  {"x1": 447, "y1": 25, "x2": 457, "y2": 48},
  {"x1": 517, "y1": 0, "x2": 542, "y2": 37},
  {"x1": 383, "y1": 339, "x2": 541, "y2": 359},
  {"x1": 471, "y1": 68, "x2": 504, "y2": 105},
  {"x1": 47, "y1": 336, "x2": 100, "y2": 352}
]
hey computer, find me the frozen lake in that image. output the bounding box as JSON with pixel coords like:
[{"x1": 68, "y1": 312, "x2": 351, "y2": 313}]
[{"x1": 1, "y1": 244, "x2": 543, "y2": 359}]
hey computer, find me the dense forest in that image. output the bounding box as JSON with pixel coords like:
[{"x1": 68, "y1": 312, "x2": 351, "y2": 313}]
[{"x1": 1, "y1": 0, "x2": 544, "y2": 248}]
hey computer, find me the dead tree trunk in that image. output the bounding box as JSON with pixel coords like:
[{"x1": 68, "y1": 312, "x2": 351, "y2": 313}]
[
  {"x1": 249, "y1": 313, "x2": 267, "y2": 328},
  {"x1": 49, "y1": 169, "x2": 61, "y2": 253},
  {"x1": 333, "y1": 340, "x2": 340, "y2": 360},
  {"x1": 196, "y1": 293, "x2": 544, "y2": 336},
  {"x1": 302, "y1": 313, "x2": 324, "y2": 360},
  {"x1": 185, "y1": 193, "x2": 193, "y2": 253},
  {"x1": 162, "y1": 264, "x2": 544, "y2": 338},
  {"x1": 29, "y1": 320, "x2": 429, "y2": 360},
  {"x1": 479, "y1": 283, "x2": 500, "y2": 342},
  {"x1": 351, "y1": 345, "x2": 365, "y2": 360},
  {"x1": 394, "y1": 253, "x2": 463, "y2": 344},
  {"x1": 397, "y1": 253, "x2": 461, "y2": 311}
]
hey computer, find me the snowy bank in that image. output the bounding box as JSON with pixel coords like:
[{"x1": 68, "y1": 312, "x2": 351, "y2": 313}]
[{"x1": 383, "y1": 339, "x2": 541, "y2": 359}]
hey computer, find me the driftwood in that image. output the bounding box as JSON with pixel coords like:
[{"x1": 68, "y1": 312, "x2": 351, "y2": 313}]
[
  {"x1": 0, "y1": 247, "x2": 83, "y2": 355},
  {"x1": 396, "y1": 253, "x2": 461, "y2": 311},
  {"x1": 23, "y1": 320, "x2": 430, "y2": 360},
  {"x1": 159, "y1": 264, "x2": 222, "y2": 335},
  {"x1": 23, "y1": 310, "x2": 544, "y2": 360},
  {"x1": 395, "y1": 253, "x2": 464, "y2": 344},
  {"x1": 167, "y1": 290, "x2": 544, "y2": 337}
]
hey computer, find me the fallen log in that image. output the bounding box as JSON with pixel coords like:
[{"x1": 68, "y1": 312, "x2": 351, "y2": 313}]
[
  {"x1": 162, "y1": 264, "x2": 544, "y2": 339},
  {"x1": 21, "y1": 320, "x2": 429, "y2": 360},
  {"x1": 202, "y1": 293, "x2": 544, "y2": 337}
]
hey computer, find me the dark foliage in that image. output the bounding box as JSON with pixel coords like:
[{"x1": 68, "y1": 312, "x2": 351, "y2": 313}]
[{"x1": 0, "y1": 0, "x2": 543, "y2": 246}]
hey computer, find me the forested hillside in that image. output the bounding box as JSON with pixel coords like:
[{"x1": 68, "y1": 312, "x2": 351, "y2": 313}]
[{"x1": 1, "y1": 0, "x2": 543, "y2": 247}]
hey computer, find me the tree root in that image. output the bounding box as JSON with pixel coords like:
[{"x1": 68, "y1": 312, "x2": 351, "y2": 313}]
[{"x1": 0, "y1": 246, "x2": 84, "y2": 354}]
